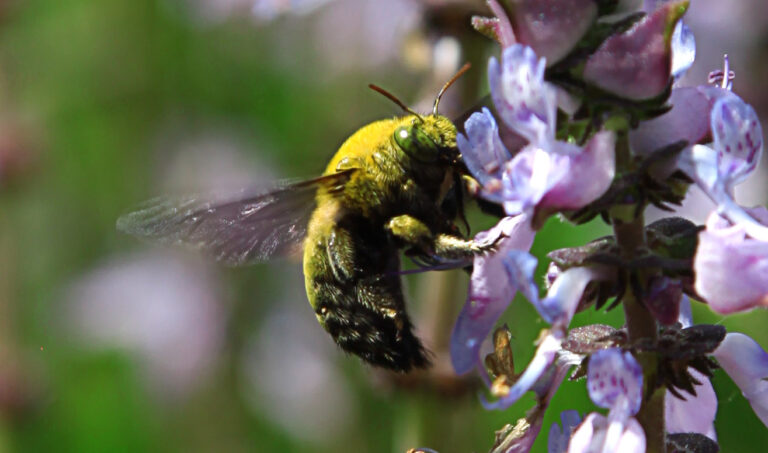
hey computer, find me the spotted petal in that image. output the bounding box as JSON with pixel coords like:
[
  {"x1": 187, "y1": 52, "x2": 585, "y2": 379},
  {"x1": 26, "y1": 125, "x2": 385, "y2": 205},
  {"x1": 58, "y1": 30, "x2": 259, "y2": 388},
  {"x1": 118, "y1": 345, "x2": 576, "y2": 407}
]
[
  {"x1": 587, "y1": 349, "x2": 643, "y2": 416},
  {"x1": 489, "y1": 44, "x2": 557, "y2": 145},
  {"x1": 711, "y1": 93, "x2": 764, "y2": 189}
]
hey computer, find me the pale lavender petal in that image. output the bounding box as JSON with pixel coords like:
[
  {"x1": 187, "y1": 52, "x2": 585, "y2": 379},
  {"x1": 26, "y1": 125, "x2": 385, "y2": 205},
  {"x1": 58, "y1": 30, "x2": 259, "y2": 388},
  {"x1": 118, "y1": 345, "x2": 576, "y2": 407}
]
[
  {"x1": 642, "y1": 1, "x2": 695, "y2": 79},
  {"x1": 482, "y1": 330, "x2": 563, "y2": 409},
  {"x1": 493, "y1": 349, "x2": 582, "y2": 451},
  {"x1": 539, "y1": 131, "x2": 616, "y2": 211},
  {"x1": 611, "y1": 416, "x2": 646, "y2": 453},
  {"x1": 678, "y1": 294, "x2": 693, "y2": 328},
  {"x1": 681, "y1": 144, "x2": 721, "y2": 198},
  {"x1": 567, "y1": 412, "x2": 602, "y2": 453},
  {"x1": 549, "y1": 410, "x2": 582, "y2": 453},
  {"x1": 583, "y1": 1, "x2": 689, "y2": 100},
  {"x1": 567, "y1": 413, "x2": 645, "y2": 453},
  {"x1": 499, "y1": 132, "x2": 615, "y2": 216},
  {"x1": 537, "y1": 266, "x2": 613, "y2": 326},
  {"x1": 665, "y1": 368, "x2": 718, "y2": 440},
  {"x1": 458, "y1": 108, "x2": 511, "y2": 191},
  {"x1": 680, "y1": 143, "x2": 768, "y2": 241},
  {"x1": 713, "y1": 333, "x2": 768, "y2": 426},
  {"x1": 694, "y1": 211, "x2": 768, "y2": 313},
  {"x1": 500, "y1": 145, "x2": 555, "y2": 215},
  {"x1": 629, "y1": 87, "x2": 710, "y2": 156},
  {"x1": 450, "y1": 215, "x2": 536, "y2": 374},
  {"x1": 507, "y1": 0, "x2": 597, "y2": 65},
  {"x1": 711, "y1": 94, "x2": 764, "y2": 189},
  {"x1": 670, "y1": 22, "x2": 695, "y2": 79},
  {"x1": 489, "y1": 45, "x2": 557, "y2": 145},
  {"x1": 587, "y1": 349, "x2": 643, "y2": 416}
]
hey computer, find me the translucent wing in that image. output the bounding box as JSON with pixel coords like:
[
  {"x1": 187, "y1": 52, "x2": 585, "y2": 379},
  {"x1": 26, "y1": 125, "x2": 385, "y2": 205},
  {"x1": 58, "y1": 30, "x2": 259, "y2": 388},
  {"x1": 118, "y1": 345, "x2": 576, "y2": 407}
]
[{"x1": 117, "y1": 170, "x2": 355, "y2": 266}]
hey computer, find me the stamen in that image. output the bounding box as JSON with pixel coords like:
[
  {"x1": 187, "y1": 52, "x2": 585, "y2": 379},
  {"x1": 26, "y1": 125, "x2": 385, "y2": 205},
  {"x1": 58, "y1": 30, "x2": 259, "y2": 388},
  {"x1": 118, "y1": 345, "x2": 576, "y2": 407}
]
[{"x1": 707, "y1": 54, "x2": 735, "y2": 90}]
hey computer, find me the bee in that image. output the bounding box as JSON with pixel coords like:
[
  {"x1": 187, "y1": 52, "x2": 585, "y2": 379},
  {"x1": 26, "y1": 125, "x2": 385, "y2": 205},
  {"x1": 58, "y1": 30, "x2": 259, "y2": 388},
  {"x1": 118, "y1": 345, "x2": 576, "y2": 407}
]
[{"x1": 117, "y1": 65, "x2": 495, "y2": 372}]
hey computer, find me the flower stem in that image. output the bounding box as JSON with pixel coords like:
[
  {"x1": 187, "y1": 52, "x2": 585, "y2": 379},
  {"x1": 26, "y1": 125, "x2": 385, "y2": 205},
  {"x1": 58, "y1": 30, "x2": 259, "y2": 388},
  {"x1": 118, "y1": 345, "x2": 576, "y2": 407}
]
[{"x1": 611, "y1": 132, "x2": 666, "y2": 453}]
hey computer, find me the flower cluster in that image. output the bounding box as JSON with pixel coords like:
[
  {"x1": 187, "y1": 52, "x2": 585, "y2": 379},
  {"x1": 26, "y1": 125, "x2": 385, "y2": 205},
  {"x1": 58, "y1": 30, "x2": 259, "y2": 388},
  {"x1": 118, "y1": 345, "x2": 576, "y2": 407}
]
[{"x1": 438, "y1": 1, "x2": 768, "y2": 452}]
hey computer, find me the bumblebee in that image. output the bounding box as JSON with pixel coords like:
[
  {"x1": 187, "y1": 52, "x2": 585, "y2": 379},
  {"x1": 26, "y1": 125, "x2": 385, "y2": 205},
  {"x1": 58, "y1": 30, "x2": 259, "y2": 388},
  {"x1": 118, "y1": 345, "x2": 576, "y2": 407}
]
[{"x1": 118, "y1": 66, "x2": 494, "y2": 371}]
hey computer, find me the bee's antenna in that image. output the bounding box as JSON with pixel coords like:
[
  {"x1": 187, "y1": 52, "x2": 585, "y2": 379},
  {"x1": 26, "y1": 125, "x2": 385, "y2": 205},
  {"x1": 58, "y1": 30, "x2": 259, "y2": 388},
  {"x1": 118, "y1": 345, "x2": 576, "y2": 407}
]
[
  {"x1": 368, "y1": 84, "x2": 424, "y2": 122},
  {"x1": 433, "y1": 63, "x2": 471, "y2": 115}
]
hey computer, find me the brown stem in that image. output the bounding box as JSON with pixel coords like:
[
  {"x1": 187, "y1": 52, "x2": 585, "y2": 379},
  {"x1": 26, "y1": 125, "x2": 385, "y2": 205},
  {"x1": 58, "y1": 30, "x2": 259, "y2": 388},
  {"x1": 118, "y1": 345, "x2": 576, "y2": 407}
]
[{"x1": 611, "y1": 132, "x2": 666, "y2": 453}]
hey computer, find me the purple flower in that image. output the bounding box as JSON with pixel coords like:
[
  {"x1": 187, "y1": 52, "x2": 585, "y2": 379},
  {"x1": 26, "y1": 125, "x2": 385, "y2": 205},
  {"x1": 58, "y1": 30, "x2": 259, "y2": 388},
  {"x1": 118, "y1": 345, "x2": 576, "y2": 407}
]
[
  {"x1": 665, "y1": 368, "x2": 718, "y2": 440},
  {"x1": 643, "y1": 0, "x2": 696, "y2": 80},
  {"x1": 679, "y1": 89, "x2": 766, "y2": 240},
  {"x1": 567, "y1": 349, "x2": 646, "y2": 453},
  {"x1": 459, "y1": 45, "x2": 616, "y2": 218},
  {"x1": 694, "y1": 209, "x2": 768, "y2": 313},
  {"x1": 536, "y1": 265, "x2": 615, "y2": 327},
  {"x1": 473, "y1": 0, "x2": 597, "y2": 65},
  {"x1": 712, "y1": 333, "x2": 768, "y2": 427},
  {"x1": 583, "y1": 1, "x2": 690, "y2": 100},
  {"x1": 451, "y1": 219, "x2": 613, "y2": 375},
  {"x1": 450, "y1": 215, "x2": 536, "y2": 374},
  {"x1": 567, "y1": 412, "x2": 645, "y2": 453},
  {"x1": 629, "y1": 86, "x2": 713, "y2": 156},
  {"x1": 484, "y1": 349, "x2": 583, "y2": 452},
  {"x1": 662, "y1": 295, "x2": 716, "y2": 440}
]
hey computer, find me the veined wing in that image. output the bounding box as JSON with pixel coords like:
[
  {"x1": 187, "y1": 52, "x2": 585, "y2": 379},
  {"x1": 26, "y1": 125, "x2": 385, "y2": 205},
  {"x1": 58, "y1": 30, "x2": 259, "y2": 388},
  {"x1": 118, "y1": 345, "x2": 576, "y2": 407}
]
[{"x1": 117, "y1": 170, "x2": 354, "y2": 266}]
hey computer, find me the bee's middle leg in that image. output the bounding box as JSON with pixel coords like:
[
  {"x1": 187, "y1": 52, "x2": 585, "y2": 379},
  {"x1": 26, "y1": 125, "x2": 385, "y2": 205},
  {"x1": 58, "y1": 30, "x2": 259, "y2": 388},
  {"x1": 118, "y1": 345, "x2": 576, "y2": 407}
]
[{"x1": 385, "y1": 214, "x2": 495, "y2": 262}]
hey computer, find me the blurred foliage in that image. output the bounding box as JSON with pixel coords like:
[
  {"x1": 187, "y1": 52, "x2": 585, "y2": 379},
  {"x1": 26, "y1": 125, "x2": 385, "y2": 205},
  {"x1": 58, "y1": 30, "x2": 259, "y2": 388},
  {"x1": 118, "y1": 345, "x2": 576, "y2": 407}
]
[{"x1": 0, "y1": 1, "x2": 765, "y2": 452}]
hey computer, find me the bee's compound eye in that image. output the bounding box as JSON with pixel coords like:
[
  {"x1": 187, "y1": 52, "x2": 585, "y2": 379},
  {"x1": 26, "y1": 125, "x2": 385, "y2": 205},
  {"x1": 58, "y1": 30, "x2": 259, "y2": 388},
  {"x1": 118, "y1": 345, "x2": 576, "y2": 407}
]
[{"x1": 394, "y1": 126, "x2": 415, "y2": 155}]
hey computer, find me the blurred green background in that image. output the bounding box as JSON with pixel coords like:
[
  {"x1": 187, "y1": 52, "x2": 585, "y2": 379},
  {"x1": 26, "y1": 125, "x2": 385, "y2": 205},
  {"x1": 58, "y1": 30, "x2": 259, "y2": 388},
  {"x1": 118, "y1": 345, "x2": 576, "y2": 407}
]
[{"x1": 0, "y1": 0, "x2": 766, "y2": 452}]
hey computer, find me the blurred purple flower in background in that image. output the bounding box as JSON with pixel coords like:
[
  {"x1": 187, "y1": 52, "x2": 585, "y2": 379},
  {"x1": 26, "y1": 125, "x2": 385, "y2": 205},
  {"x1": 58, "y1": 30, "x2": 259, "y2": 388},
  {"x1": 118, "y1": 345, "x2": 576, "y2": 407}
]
[
  {"x1": 63, "y1": 252, "x2": 225, "y2": 399},
  {"x1": 240, "y1": 266, "x2": 355, "y2": 444}
]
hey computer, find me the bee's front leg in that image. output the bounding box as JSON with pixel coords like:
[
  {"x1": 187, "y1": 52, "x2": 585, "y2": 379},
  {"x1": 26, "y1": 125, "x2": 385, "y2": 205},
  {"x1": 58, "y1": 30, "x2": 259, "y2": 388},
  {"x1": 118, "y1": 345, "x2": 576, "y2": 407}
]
[{"x1": 385, "y1": 214, "x2": 498, "y2": 263}]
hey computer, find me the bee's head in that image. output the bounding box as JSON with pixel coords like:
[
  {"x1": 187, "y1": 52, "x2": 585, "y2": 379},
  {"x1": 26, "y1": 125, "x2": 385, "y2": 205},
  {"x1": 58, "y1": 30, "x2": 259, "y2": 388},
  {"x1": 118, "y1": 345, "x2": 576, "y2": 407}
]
[
  {"x1": 392, "y1": 114, "x2": 457, "y2": 164},
  {"x1": 370, "y1": 63, "x2": 469, "y2": 165}
]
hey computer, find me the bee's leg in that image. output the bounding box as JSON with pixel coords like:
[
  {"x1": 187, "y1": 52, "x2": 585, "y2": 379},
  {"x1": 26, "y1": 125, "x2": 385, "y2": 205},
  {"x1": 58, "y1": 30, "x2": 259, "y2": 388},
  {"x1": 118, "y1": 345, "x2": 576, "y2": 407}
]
[
  {"x1": 325, "y1": 227, "x2": 358, "y2": 282},
  {"x1": 386, "y1": 214, "x2": 497, "y2": 262}
]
